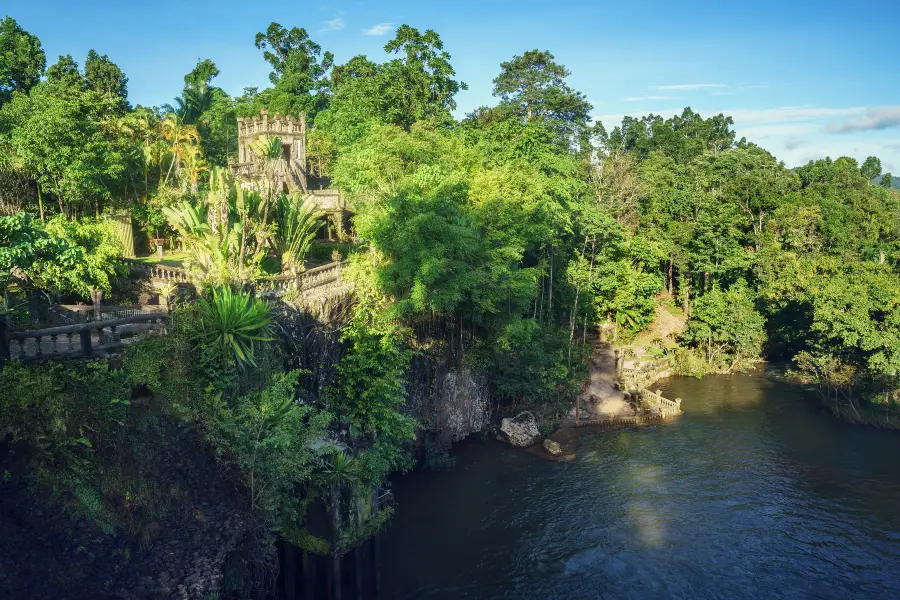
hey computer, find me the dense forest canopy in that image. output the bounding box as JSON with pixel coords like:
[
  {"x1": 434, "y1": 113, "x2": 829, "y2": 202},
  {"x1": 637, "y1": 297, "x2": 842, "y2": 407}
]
[
  {"x1": 2, "y1": 11, "x2": 899, "y2": 415},
  {"x1": 2, "y1": 14, "x2": 900, "y2": 594}
]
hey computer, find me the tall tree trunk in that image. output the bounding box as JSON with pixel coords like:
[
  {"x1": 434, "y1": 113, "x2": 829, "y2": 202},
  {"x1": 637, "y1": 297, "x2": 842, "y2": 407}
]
[
  {"x1": 354, "y1": 547, "x2": 364, "y2": 600},
  {"x1": 667, "y1": 258, "x2": 673, "y2": 295},
  {"x1": 681, "y1": 268, "x2": 691, "y2": 317},
  {"x1": 302, "y1": 551, "x2": 316, "y2": 600},
  {"x1": 284, "y1": 544, "x2": 297, "y2": 600},
  {"x1": 330, "y1": 484, "x2": 343, "y2": 600},
  {"x1": 36, "y1": 182, "x2": 45, "y2": 223}
]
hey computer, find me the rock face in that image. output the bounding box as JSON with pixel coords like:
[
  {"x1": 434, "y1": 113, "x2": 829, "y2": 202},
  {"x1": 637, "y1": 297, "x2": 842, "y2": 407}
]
[
  {"x1": 543, "y1": 438, "x2": 562, "y2": 455},
  {"x1": 437, "y1": 368, "x2": 490, "y2": 442},
  {"x1": 499, "y1": 411, "x2": 542, "y2": 447}
]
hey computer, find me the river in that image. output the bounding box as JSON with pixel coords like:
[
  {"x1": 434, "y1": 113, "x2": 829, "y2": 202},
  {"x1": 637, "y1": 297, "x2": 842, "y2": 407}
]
[{"x1": 378, "y1": 374, "x2": 900, "y2": 599}]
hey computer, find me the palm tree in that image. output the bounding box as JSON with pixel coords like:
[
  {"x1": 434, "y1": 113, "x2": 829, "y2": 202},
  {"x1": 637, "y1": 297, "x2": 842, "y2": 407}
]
[
  {"x1": 180, "y1": 143, "x2": 208, "y2": 195},
  {"x1": 159, "y1": 113, "x2": 201, "y2": 186},
  {"x1": 165, "y1": 84, "x2": 214, "y2": 126}
]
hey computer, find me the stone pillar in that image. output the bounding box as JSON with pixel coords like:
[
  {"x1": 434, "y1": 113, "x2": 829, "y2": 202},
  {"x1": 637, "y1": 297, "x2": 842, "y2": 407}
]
[
  {"x1": 335, "y1": 212, "x2": 345, "y2": 242},
  {"x1": 90, "y1": 289, "x2": 104, "y2": 322}
]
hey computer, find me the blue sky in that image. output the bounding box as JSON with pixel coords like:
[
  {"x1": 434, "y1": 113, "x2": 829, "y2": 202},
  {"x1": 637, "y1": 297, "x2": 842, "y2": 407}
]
[{"x1": 8, "y1": 0, "x2": 900, "y2": 170}]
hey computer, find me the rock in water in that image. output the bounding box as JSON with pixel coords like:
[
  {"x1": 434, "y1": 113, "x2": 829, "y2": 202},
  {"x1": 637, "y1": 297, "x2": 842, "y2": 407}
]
[
  {"x1": 543, "y1": 439, "x2": 562, "y2": 455},
  {"x1": 499, "y1": 411, "x2": 542, "y2": 447}
]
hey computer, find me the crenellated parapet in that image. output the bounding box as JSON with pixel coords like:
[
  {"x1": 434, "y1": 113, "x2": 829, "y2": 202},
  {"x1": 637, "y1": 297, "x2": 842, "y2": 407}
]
[{"x1": 233, "y1": 109, "x2": 308, "y2": 192}]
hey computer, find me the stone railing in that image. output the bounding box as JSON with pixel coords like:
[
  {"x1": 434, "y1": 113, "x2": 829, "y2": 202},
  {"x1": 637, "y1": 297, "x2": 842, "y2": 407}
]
[
  {"x1": 124, "y1": 259, "x2": 191, "y2": 284},
  {"x1": 125, "y1": 258, "x2": 348, "y2": 301},
  {"x1": 60, "y1": 304, "x2": 168, "y2": 318},
  {"x1": 310, "y1": 189, "x2": 346, "y2": 212},
  {"x1": 641, "y1": 388, "x2": 683, "y2": 417},
  {"x1": 256, "y1": 261, "x2": 346, "y2": 296},
  {"x1": 2, "y1": 313, "x2": 169, "y2": 363}
]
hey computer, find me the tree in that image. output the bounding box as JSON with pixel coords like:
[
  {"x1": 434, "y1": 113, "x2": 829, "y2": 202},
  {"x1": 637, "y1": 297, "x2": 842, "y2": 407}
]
[
  {"x1": 681, "y1": 282, "x2": 766, "y2": 369},
  {"x1": 860, "y1": 156, "x2": 882, "y2": 181},
  {"x1": 380, "y1": 25, "x2": 466, "y2": 128},
  {"x1": 0, "y1": 16, "x2": 45, "y2": 104},
  {"x1": 492, "y1": 50, "x2": 591, "y2": 134},
  {"x1": 250, "y1": 22, "x2": 333, "y2": 117},
  {"x1": 45, "y1": 54, "x2": 84, "y2": 92},
  {"x1": 84, "y1": 50, "x2": 128, "y2": 110},
  {"x1": 882, "y1": 173, "x2": 893, "y2": 189},
  {"x1": 0, "y1": 212, "x2": 80, "y2": 295},
  {"x1": 2, "y1": 82, "x2": 133, "y2": 216},
  {"x1": 158, "y1": 113, "x2": 201, "y2": 186}
]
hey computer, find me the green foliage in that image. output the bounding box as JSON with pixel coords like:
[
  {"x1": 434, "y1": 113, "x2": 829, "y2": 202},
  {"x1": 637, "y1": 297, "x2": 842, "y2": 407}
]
[
  {"x1": 0, "y1": 361, "x2": 130, "y2": 529},
  {"x1": 164, "y1": 168, "x2": 268, "y2": 284},
  {"x1": 0, "y1": 212, "x2": 81, "y2": 294},
  {"x1": 240, "y1": 23, "x2": 333, "y2": 118},
  {"x1": 485, "y1": 317, "x2": 581, "y2": 405},
  {"x1": 275, "y1": 192, "x2": 323, "y2": 271},
  {"x1": 0, "y1": 16, "x2": 45, "y2": 104},
  {"x1": 197, "y1": 286, "x2": 273, "y2": 370},
  {"x1": 205, "y1": 370, "x2": 331, "y2": 519},
  {"x1": 492, "y1": 49, "x2": 592, "y2": 142},
  {"x1": 681, "y1": 283, "x2": 766, "y2": 370},
  {"x1": 1, "y1": 70, "x2": 137, "y2": 214},
  {"x1": 328, "y1": 305, "x2": 417, "y2": 485},
  {"x1": 84, "y1": 50, "x2": 128, "y2": 111},
  {"x1": 39, "y1": 215, "x2": 126, "y2": 296}
]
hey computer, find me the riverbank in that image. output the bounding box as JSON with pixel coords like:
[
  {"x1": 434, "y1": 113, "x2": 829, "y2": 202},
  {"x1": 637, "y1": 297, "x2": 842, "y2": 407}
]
[{"x1": 378, "y1": 373, "x2": 900, "y2": 600}]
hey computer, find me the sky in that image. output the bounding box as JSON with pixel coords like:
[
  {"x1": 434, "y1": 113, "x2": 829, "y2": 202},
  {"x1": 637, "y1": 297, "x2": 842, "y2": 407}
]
[{"x1": 7, "y1": 0, "x2": 900, "y2": 171}]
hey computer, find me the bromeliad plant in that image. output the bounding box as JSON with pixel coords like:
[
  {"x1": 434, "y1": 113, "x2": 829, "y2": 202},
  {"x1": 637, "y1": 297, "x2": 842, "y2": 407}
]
[
  {"x1": 197, "y1": 285, "x2": 273, "y2": 369},
  {"x1": 276, "y1": 192, "x2": 323, "y2": 273}
]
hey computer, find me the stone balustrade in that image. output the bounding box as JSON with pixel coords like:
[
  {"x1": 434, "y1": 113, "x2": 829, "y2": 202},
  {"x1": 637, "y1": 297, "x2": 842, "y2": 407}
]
[
  {"x1": 125, "y1": 258, "x2": 349, "y2": 304},
  {"x1": 641, "y1": 389, "x2": 683, "y2": 417},
  {"x1": 2, "y1": 313, "x2": 169, "y2": 363},
  {"x1": 256, "y1": 261, "x2": 346, "y2": 296},
  {"x1": 124, "y1": 259, "x2": 191, "y2": 284}
]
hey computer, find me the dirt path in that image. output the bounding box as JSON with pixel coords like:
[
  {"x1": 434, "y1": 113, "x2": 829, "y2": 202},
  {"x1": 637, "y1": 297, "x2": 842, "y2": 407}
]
[{"x1": 580, "y1": 340, "x2": 635, "y2": 418}]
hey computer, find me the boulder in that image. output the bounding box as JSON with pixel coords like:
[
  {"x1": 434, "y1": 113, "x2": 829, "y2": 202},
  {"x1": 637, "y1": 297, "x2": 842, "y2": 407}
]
[
  {"x1": 543, "y1": 439, "x2": 562, "y2": 455},
  {"x1": 499, "y1": 411, "x2": 542, "y2": 447},
  {"x1": 567, "y1": 401, "x2": 593, "y2": 420}
]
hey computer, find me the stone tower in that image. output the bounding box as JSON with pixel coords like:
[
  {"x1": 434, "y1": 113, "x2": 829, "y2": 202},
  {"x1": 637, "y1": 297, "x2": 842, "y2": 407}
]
[{"x1": 232, "y1": 109, "x2": 308, "y2": 193}]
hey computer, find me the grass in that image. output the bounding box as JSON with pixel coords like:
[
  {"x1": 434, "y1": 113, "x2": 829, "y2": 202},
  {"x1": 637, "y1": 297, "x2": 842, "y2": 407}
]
[{"x1": 131, "y1": 252, "x2": 190, "y2": 269}]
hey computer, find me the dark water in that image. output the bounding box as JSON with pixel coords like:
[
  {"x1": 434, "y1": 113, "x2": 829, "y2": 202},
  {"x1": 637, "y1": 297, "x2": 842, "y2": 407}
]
[{"x1": 379, "y1": 374, "x2": 900, "y2": 599}]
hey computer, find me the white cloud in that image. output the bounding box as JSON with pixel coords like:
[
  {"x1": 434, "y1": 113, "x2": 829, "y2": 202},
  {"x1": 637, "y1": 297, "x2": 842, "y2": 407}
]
[
  {"x1": 322, "y1": 17, "x2": 345, "y2": 32},
  {"x1": 828, "y1": 106, "x2": 900, "y2": 133},
  {"x1": 726, "y1": 106, "x2": 864, "y2": 125},
  {"x1": 712, "y1": 92, "x2": 733, "y2": 96},
  {"x1": 650, "y1": 83, "x2": 727, "y2": 91},
  {"x1": 623, "y1": 95, "x2": 680, "y2": 102},
  {"x1": 737, "y1": 123, "x2": 817, "y2": 140},
  {"x1": 363, "y1": 23, "x2": 394, "y2": 36}
]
